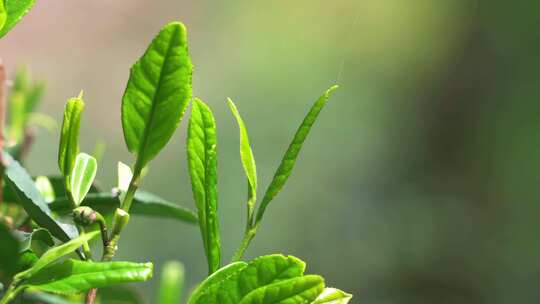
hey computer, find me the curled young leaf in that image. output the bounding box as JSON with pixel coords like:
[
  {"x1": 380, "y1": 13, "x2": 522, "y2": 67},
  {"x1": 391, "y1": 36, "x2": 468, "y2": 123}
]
[
  {"x1": 69, "y1": 153, "x2": 97, "y2": 206},
  {"x1": 0, "y1": 0, "x2": 36, "y2": 39},
  {"x1": 58, "y1": 93, "x2": 84, "y2": 185},
  {"x1": 24, "y1": 260, "x2": 153, "y2": 295},
  {"x1": 256, "y1": 86, "x2": 338, "y2": 223},
  {"x1": 187, "y1": 98, "x2": 220, "y2": 274},
  {"x1": 122, "y1": 21, "x2": 193, "y2": 170}
]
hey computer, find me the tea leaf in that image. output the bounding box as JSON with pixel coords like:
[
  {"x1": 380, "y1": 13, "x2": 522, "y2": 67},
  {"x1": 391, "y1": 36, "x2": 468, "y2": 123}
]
[
  {"x1": 256, "y1": 86, "x2": 338, "y2": 223},
  {"x1": 187, "y1": 98, "x2": 220, "y2": 274},
  {"x1": 58, "y1": 93, "x2": 84, "y2": 184},
  {"x1": 227, "y1": 99, "x2": 257, "y2": 221},
  {"x1": 188, "y1": 254, "x2": 321, "y2": 304},
  {"x1": 0, "y1": 223, "x2": 19, "y2": 280},
  {"x1": 35, "y1": 176, "x2": 55, "y2": 203},
  {"x1": 15, "y1": 231, "x2": 99, "y2": 281},
  {"x1": 69, "y1": 153, "x2": 97, "y2": 206},
  {"x1": 0, "y1": 0, "x2": 36, "y2": 39},
  {"x1": 0, "y1": 1, "x2": 6, "y2": 30},
  {"x1": 312, "y1": 288, "x2": 353, "y2": 304},
  {"x1": 25, "y1": 260, "x2": 153, "y2": 295},
  {"x1": 14, "y1": 228, "x2": 54, "y2": 252},
  {"x1": 44, "y1": 175, "x2": 100, "y2": 199},
  {"x1": 3, "y1": 152, "x2": 76, "y2": 243},
  {"x1": 157, "y1": 261, "x2": 185, "y2": 304},
  {"x1": 122, "y1": 22, "x2": 193, "y2": 170}
]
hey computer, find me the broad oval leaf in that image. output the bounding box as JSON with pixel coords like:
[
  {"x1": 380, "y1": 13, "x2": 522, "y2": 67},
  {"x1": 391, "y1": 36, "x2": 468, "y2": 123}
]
[
  {"x1": 0, "y1": 0, "x2": 35, "y2": 39},
  {"x1": 256, "y1": 86, "x2": 338, "y2": 223},
  {"x1": 157, "y1": 261, "x2": 185, "y2": 304},
  {"x1": 227, "y1": 98, "x2": 257, "y2": 220},
  {"x1": 58, "y1": 93, "x2": 84, "y2": 183},
  {"x1": 25, "y1": 260, "x2": 153, "y2": 295},
  {"x1": 122, "y1": 21, "x2": 193, "y2": 169},
  {"x1": 312, "y1": 288, "x2": 353, "y2": 304},
  {"x1": 188, "y1": 254, "x2": 310, "y2": 304},
  {"x1": 3, "y1": 152, "x2": 76, "y2": 243},
  {"x1": 0, "y1": 223, "x2": 19, "y2": 280},
  {"x1": 69, "y1": 153, "x2": 97, "y2": 206},
  {"x1": 15, "y1": 231, "x2": 99, "y2": 281},
  {"x1": 187, "y1": 98, "x2": 220, "y2": 274}
]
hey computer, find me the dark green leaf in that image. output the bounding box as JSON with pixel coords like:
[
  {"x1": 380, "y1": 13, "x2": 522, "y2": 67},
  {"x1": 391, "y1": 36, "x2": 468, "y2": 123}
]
[
  {"x1": 0, "y1": 223, "x2": 19, "y2": 280},
  {"x1": 17, "y1": 250, "x2": 38, "y2": 273},
  {"x1": 3, "y1": 152, "x2": 76, "y2": 243},
  {"x1": 312, "y1": 288, "x2": 353, "y2": 304},
  {"x1": 69, "y1": 153, "x2": 97, "y2": 206},
  {"x1": 157, "y1": 261, "x2": 184, "y2": 304},
  {"x1": 58, "y1": 93, "x2": 84, "y2": 183},
  {"x1": 25, "y1": 260, "x2": 153, "y2": 295},
  {"x1": 0, "y1": 0, "x2": 36, "y2": 39},
  {"x1": 187, "y1": 98, "x2": 220, "y2": 274},
  {"x1": 15, "y1": 231, "x2": 99, "y2": 281},
  {"x1": 121, "y1": 22, "x2": 193, "y2": 169},
  {"x1": 256, "y1": 86, "x2": 338, "y2": 223}
]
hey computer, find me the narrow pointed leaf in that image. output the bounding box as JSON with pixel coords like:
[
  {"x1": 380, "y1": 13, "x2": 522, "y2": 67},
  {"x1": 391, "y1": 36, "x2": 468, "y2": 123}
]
[
  {"x1": 3, "y1": 152, "x2": 76, "y2": 243},
  {"x1": 312, "y1": 288, "x2": 353, "y2": 304},
  {"x1": 69, "y1": 153, "x2": 97, "y2": 206},
  {"x1": 58, "y1": 94, "x2": 84, "y2": 183},
  {"x1": 0, "y1": 0, "x2": 36, "y2": 38},
  {"x1": 25, "y1": 260, "x2": 153, "y2": 295},
  {"x1": 122, "y1": 21, "x2": 193, "y2": 169},
  {"x1": 187, "y1": 98, "x2": 220, "y2": 274},
  {"x1": 15, "y1": 231, "x2": 99, "y2": 281},
  {"x1": 157, "y1": 261, "x2": 185, "y2": 304},
  {"x1": 227, "y1": 99, "x2": 257, "y2": 219},
  {"x1": 256, "y1": 86, "x2": 338, "y2": 223},
  {"x1": 0, "y1": 223, "x2": 19, "y2": 280}
]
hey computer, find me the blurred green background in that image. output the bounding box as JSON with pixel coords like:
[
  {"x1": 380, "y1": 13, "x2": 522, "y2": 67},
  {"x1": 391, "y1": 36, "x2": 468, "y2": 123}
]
[{"x1": 1, "y1": 0, "x2": 539, "y2": 303}]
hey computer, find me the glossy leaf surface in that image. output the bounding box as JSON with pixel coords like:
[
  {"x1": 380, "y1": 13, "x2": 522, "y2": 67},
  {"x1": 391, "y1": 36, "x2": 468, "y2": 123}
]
[
  {"x1": 187, "y1": 98, "x2": 220, "y2": 274},
  {"x1": 25, "y1": 260, "x2": 153, "y2": 295},
  {"x1": 256, "y1": 86, "x2": 338, "y2": 223},
  {"x1": 0, "y1": 0, "x2": 35, "y2": 38},
  {"x1": 69, "y1": 153, "x2": 97, "y2": 206},
  {"x1": 312, "y1": 288, "x2": 353, "y2": 304},
  {"x1": 122, "y1": 22, "x2": 193, "y2": 169},
  {"x1": 3, "y1": 152, "x2": 75, "y2": 243}
]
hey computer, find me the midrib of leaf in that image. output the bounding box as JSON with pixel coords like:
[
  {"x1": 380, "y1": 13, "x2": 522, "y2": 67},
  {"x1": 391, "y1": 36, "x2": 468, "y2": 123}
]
[
  {"x1": 133, "y1": 26, "x2": 178, "y2": 173},
  {"x1": 239, "y1": 276, "x2": 324, "y2": 304}
]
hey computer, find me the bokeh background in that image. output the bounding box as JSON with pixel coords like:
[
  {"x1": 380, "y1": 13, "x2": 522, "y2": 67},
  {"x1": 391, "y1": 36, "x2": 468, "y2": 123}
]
[{"x1": 1, "y1": 0, "x2": 539, "y2": 303}]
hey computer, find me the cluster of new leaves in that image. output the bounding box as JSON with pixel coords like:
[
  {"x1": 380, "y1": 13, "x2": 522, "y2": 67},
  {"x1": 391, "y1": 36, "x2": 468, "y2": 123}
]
[{"x1": 0, "y1": 2, "x2": 352, "y2": 303}]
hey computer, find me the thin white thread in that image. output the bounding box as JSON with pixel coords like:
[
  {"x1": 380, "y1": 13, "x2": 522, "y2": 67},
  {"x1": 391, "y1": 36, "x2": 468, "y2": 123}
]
[{"x1": 336, "y1": 6, "x2": 361, "y2": 83}]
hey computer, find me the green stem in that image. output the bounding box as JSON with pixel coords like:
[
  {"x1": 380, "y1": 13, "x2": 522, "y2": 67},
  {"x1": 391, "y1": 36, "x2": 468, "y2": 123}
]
[
  {"x1": 0, "y1": 285, "x2": 25, "y2": 304},
  {"x1": 232, "y1": 227, "x2": 257, "y2": 262}
]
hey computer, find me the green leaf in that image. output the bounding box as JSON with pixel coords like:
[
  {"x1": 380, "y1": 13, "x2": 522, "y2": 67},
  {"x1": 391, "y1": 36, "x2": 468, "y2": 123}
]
[
  {"x1": 187, "y1": 98, "x2": 220, "y2": 274},
  {"x1": 69, "y1": 153, "x2": 97, "y2": 206},
  {"x1": 24, "y1": 260, "x2": 153, "y2": 295},
  {"x1": 0, "y1": 1, "x2": 7, "y2": 30},
  {"x1": 227, "y1": 99, "x2": 257, "y2": 221},
  {"x1": 15, "y1": 231, "x2": 99, "y2": 281},
  {"x1": 0, "y1": 0, "x2": 36, "y2": 39},
  {"x1": 49, "y1": 191, "x2": 198, "y2": 224},
  {"x1": 188, "y1": 254, "x2": 314, "y2": 304},
  {"x1": 14, "y1": 228, "x2": 54, "y2": 252},
  {"x1": 44, "y1": 175, "x2": 100, "y2": 200},
  {"x1": 312, "y1": 288, "x2": 353, "y2": 304},
  {"x1": 23, "y1": 291, "x2": 80, "y2": 304},
  {"x1": 35, "y1": 176, "x2": 55, "y2": 203},
  {"x1": 117, "y1": 161, "x2": 133, "y2": 192},
  {"x1": 157, "y1": 261, "x2": 184, "y2": 304},
  {"x1": 17, "y1": 249, "x2": 38, "y2": 273},
  {"x1": 58, "y1": 93, "x2": 84, "y2": 184},
  {"x1": 239, "y1": 275, "x2": 324, "y2": 304},
  {"x1": 121, "y1": 21, "x2": 193, "y2": 170},
  {"x1": 7, "y1": 91, "x2": 26, "y2": 143},
  {"x1": 256, "y1": 86, "x2": 338, "y2": 223},
  {"x1": 0, "y1": 223, "x2": 19, "y2": 280},
  {"x1": 3, "y1": 152, "x2": 77, "y2": 243}
]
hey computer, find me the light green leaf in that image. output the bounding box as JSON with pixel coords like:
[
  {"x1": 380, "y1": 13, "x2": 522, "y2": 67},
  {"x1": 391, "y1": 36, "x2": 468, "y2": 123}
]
[
  {"x1": 35, "y1": 176, "x2": 55, "y2": 203},
  {"x1": 0, "y1": 1, "x2": 7, "y2": 30},
  {"x1": 7, "y1": 91, "x2": 25, "y2": 144},
  {"x1": 188, "y1": 254, "x2": 313, "y2": 304},
  {"x1": 0, "y1": 0, "x2": 36, "y2": 39},
  {"x1": 256, "y1": 86, "x2": 338, "y2": 223},
  {"x1": 187, "y1": 98, "x2": 220, "y2": 274},
  {"x1": 117, "y1": 161, "x2": 133, "y2": 192},
  {"x1": 15, "y1": 231, "x2": 99, "y2": 281},
  {"x1": 239, "y1": 275, "x2": 324, "y2": 304},
  {"x1": 121, "y1": 21, "x2": 193, "y2": 170},
  {"x1": 58, "y1": 93, "x2": 84, "y2": 184},
  {"x1": 25, "y1": 259, "x2": 153, "y2": 295},
  {"x1": 0, "y1": 223, "x2": 19, "y2": 280},
  {"x1": 69, "y1": 153, "x2": 97, "y2": 206},
  {"x1": 3, "y1": 152, "x2": 76, "y2": 243},
  {"x1": 227, "y1": 98, "x2": 257, "y2": 221},
  {"x1": 157, "y1": 261, "x2": 185, "y2": 304},
  {"x1": 312, "y1": 288, "x2": 353, "y2": 304}
]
